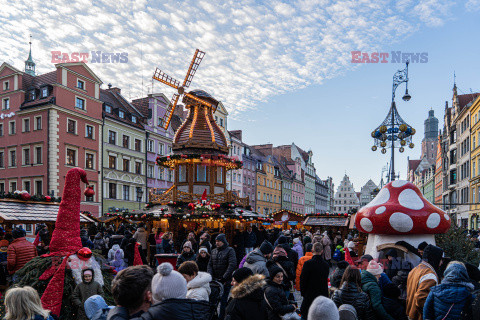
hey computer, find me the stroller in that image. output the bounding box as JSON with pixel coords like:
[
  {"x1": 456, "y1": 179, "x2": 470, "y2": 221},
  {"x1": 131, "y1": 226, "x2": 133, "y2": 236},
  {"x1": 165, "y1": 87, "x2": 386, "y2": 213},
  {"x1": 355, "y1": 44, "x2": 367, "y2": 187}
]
[{"x1": 208, "y1": 280, "x2": 224, "y2": 320}]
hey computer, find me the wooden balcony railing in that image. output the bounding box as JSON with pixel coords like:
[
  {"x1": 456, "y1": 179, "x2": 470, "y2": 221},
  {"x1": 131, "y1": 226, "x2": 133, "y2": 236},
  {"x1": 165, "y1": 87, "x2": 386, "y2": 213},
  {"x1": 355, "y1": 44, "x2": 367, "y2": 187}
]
[{"x1": 149, "y1": 187, "x2": 249, "y2": 207}]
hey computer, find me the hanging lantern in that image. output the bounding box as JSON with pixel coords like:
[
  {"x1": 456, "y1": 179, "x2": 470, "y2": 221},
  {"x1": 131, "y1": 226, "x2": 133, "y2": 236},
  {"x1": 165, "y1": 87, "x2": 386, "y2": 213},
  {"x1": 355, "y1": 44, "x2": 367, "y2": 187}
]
[
  {"x1": 381, "y1": 148, "x2": 387, "y2": 154},
  {"x1": 379, "y1": 125, "x2": 387, "y2": 133},
  {"x1": 371, "y1": 146, "x2": 377, "y2": 151},
  {"x1": 399, "y1": 147, "x2": 404, "y2": 153},
  {"x1": 399, "y1": 124, "x2": 407, "y2": 132},
  {"x1": 400, "y1": 140, "x2": 406, "y2": 146},
  {"x1": 409, "y1": 143, "x2": 415, "y2": 149},
  {"x1": 380, "y1": 141, "x2": 387, "y2": 147}
]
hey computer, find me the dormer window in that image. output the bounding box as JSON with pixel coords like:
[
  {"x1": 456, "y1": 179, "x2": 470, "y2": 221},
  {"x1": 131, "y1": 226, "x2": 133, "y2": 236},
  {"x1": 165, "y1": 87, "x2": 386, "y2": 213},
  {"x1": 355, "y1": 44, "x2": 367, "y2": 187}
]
[
  {"x1": 77, "y1": 79, "x2": 85, "y2": 90},
  {"x1": 132, "y1": 116, "x2": 137, "y2": 123},
  {"x1": 41, "y1": 87, "x2": 48, "y2": 98},
  {"x1": 3, "y1": 81, "x2": 9, "y2": 91},
  {"x1": 105, "y1": 105, "x2": 112, "y2": 113},
  {"x1": 119, "y1": 110, "x2": 125, "y2": 119},
  {"x1": 29, "y1": 90, "x2": 35, "y2": 101}
]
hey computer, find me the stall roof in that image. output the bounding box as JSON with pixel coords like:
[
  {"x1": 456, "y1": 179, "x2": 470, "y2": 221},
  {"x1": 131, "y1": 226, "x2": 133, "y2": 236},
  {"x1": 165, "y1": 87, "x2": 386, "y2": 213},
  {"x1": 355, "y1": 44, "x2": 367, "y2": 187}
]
[
  {"x1": 0, "y1": 201, "x2": 95, "y2": 224},
  {"x1": 303, "y1": 216, "x2": 349, "y2": 227}
]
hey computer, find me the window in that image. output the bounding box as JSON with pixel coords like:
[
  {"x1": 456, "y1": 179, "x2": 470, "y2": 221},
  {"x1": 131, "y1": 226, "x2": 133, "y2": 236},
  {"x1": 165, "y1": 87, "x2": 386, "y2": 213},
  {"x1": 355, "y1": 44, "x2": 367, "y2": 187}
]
[
  {"x1": 109, "y1": 156, "x2": 116, "y2": 169},
  {"x1": 0, "y1": 123, "x2": 2, "y2": 136},
  {"x1": 220, "y1": 118, "x2": 223, "y2": 127},
  {"x1": 9, "y1": 150, "x2": 16, "y2": 167},
  {"x1": 123, "y1": 159, "x2": 130, "y2": 172},
  {"x1": 67, "y1": 119, "x2": 76, "y2": 134},
  {"x1": 86, "y1": 125, "x2": 94, "y2": 139},
  {"x1": 134, "y1": 139, "x2": 141, "y2": 152},
  {"x1": 168, "y1": 169, "x2": 173, "y2": 182},
  {"x1": 122, "y1": 135, "x2": 129, "y2": 148},
  {"x1": 136, "y1": 187, "x2": 143, "y2": 201},
  {"x1": 109, "y1": 131, "x2": 116, "y2": 144},
  {"x1": 66, "y1": 149, "x2": 76, "y2": 166},
  {"x1": 105, "y1": 105, "x2": 112, "y2": 113},
  {"x1": 119, "y1": 110, "x2": 125, "y2": 118},
  {"x1": 109, "y1": 183, "x2": 117, "y2": 199},
  {"x1": 3, "y1": 81, "x2": 9, "y2": 91},
  {"x1": 132, "y1": 116, "x2": 137, "y2": 123},
  {"x1": 86, "y1": 153, "x2": 94, "y2": 169},
  {"x1": 196, "y1": 165, "x2": 208, "y2": 182},
  {"x1": 123, "y1": 185, "x2": 130, "y2": 200},
  {"x1": 28, "y1": 90, "x2": 35, "y2": 101},
  {"x1": 135, "y1": 161, "x2": 142, "y2": 174},
  {"x1": 147, "y1": 140, "x2": 154, "y2": 152},
  {"x1": 168, "y1": 146, "x2": 172, "y2": 154},
  {"x1": 2, "y1": 98, "x2": 10, "y2": 110},
  {"x1": 215, "y1": 116, "x2": 218, "y2": 123},
  {"x1": 217, "y1": 167, "x2": 223, "y2": 184},
  {"x1": 159, "y1": 143, "x2": 164, "y2": 155},
  {"x1": 23, "y1": 118, "x2": 30, "y2": 132},
  {"x1": 76, "y1": 97, "x2": 85, "y2": 110},
  {"x1": 23, "y1": 148, "x2": 30, "y2": 165},
  {"x1": 10, "y1": 181, "x2": 16, "y2": 192},
  {"x1": 41, "y1": 87, "x2": 48, "y2": 98},
  {"x1": 35, "y1": 116, "x2": 42, "y2": 130},
  {"x1": 77, "y1": 79, "x2": 85, "y2": 90},
  {"x1": 9, "y1": 121, "x2": 15, "y2": 134},
  {"x1": 179, "y1": 165, "x2": 187, "y2": 182},
  {"x1": 35, "y1": 146, "x2": 42, "y2": 164},
  {"x1": 34, "y1": 180, "x2": 42, "y2": 195},
  {"x1": 24, "y1": 181, "x2": 30, "y2": 193},
  {"x1": 0, "y1": 151, "x2": 3, "y2": 167},
  {"x1": 0, "y1": 183, "x2": 4, "y2": 193},
  {"x1": 147, "y1": 165, "x2": 154, "y2": 178},
  {"x1": 158, "y1": 167, "x2": 164, "y2": 180}
]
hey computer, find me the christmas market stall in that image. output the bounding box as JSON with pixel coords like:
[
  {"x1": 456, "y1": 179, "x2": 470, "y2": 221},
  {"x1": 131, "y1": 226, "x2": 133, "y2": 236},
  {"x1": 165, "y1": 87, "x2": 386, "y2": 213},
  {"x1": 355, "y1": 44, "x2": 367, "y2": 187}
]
[
  {"x1": 303, "y1": 212, "x2": 353, "y2": 238},
  {"x1": 272, "y1": 209, "x2": 305, "y2": 229}
]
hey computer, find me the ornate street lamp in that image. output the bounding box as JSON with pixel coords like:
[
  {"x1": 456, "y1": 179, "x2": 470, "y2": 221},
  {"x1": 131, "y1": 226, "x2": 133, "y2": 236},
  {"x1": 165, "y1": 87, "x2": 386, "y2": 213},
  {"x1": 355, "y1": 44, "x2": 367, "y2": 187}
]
[{"x1": 371, "y1": 62, "x2": 415, "y2": 182}]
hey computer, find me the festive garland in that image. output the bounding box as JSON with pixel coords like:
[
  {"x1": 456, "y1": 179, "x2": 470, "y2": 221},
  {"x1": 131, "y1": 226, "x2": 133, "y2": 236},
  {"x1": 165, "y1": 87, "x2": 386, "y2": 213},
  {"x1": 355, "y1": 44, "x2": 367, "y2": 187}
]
[
  {"x1": 156, "y1": 153, "x2": 243, "y2": 169},
  {"x1": 0, "y1": 191, "x2": 61, "y2": 203},
  {"x1": 305, "y1": 212, "x2": 351, "y2": 218}
]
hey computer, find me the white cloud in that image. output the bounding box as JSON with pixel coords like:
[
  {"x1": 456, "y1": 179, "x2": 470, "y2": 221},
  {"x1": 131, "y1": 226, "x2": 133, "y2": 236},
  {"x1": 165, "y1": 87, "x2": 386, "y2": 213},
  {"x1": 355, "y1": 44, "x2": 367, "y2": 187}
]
[
  {"x1": 466, "y1": 0, "x2": 480, "y2": 10},
  {"x1": 0, "y1": 0, "x2": 453, "y2": 118}
]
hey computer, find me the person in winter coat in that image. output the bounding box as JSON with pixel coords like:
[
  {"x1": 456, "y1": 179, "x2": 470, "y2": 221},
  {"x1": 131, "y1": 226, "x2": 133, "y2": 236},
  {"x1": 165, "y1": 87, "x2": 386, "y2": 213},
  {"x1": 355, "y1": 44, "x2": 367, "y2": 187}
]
[
  {"x1": 231, "y1": 267, "x2": 254, "y2": 287},
  {"x1": 267, "y1": 246, "x2": 296, "y2": 294},
  {"x1": 330, "y1": 260, "x2": 350, "y2": 289},
  {"x1": 7, "y1": 227, "x2": 37, "y2": 275},
  {"x1": 120, "y1": 231, "x2": 132, "y2": 251},
  {"x1": 295, "y1": 243, "x2": 313, "y2": 291},
  {"x1": 84, "y1": 295, "x2": 113, "y2": 320},
  {"x1": 178, "y1": 261, "x2": 212, "y2": 301},
  {"x1": 243, "y1": 240, "x2": 274, "y2": 277},
  {"x1": 125, "y1": 238, "x2": 146, "y2": 266},
  {"x1": 154, "y1": 228, "x2": 164, "y2": 254},
  {"x1": 321, "y1": 232, "x2": 332, "y2": 263},
  {"x1": 423, "y1": 261, "x2": 475, "y2": 320},
  {"x1": 4, "y1": 286, "x2": 54, "y2": 320},
  {"x1": 81, "y1": 229, "x2": 94, "y2": 250},
  {"x1": 196, "y1": 247, "x2": 210, "y2": 272},
  {"x1": 406, "y1": 244, "x2": 443, "y2": 320},
  {"x1": 292, "y1": 238, "x2": 303, "y2": 259},
  {"x1": 361, "y1": 260, "x2": 394, "y2": 320},
  {"x1": 332, "y1": 265, "x2": 376, "y2": 320},
  {"x1": 264, "y1": 265, "x2": 297, "y2": 320},
  {"x1": 276, "y1": 235, "x2": 299, "y2": 269},
  {"x1": 300, "y1": 242, "x2": 330, "y2": 317},
  {"x1": 72, "y1": 269, "x2": 104, "y2": 320},
  {"x1": 382, "y1": 283, "x2": 408, "y2": 320},
  {"x1": 233, "y1": 229, "x2": 246, "y2": 263},
  {"x1": 176, "y1": 241, "x2": 197, "y2": 269},
  {"x1": 133, "y1": 224, "x2": 148, "y2": 257},
  {"x1": 162, "y1": 232, "x2": 175, "y2": 253},
  {"x1": 198, "y1": 232, "x2": 212, "y2": 253},
  {"x1": 93, "y1": 233, "x2": 106, "y2": 252},
  {"x1": 307, "y1": 296, "x2": 339, "y2": 320},
  {"x1": 207, "y1": 233, "x2": 237, "y2": 319},
  {"x1": 244, "y1": 226, "x2": 257, "y2": 255},
  {"x1": 108, "y1": 244, "x2": 126, "y2": 272},
  {"x1": 224, "y1": 274, "x2": 269, "y2": 320}
]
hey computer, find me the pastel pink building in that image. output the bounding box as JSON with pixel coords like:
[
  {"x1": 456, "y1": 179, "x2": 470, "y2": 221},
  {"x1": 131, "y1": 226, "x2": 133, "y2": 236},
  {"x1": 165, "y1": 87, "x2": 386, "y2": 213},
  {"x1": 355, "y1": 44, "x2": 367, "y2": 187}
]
[
  {"x1": 289, "y1": 158, "x2": 305, "y2": 214},
  {"x1": 0, "y1": 49, "x2": 103, "y2": 216}
]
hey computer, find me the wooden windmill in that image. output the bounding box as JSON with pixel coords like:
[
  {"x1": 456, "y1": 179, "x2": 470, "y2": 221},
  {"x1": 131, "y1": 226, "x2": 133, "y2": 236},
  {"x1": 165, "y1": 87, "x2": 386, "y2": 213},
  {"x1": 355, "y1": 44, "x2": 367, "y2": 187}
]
[{"x1": 152, "y1": 49, "x2": 228, "y2": 155}]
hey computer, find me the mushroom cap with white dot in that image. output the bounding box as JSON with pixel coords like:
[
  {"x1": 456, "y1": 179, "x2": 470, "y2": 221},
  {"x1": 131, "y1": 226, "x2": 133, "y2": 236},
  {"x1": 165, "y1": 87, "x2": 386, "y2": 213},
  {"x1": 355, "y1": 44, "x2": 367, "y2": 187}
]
[
  {"x1": 391, "y1": 180, "x2": 408, "y2": 188},
  {"x1": 375, "y1": 206, "x2": 386, "y2": 214},
  {"x1": 389, "y1": 212, "x2": 413, "y2": 233},
  {"x1": 444, "y1": 214, "x2": 450, "y2": 221},
  {"x1": 364, "y1": 188, "x2": 390, "y2": 208},
  {"x1": 360, "y1": 218, "x2": 373, "y2": 232},
  {"x1": 398, "y1": 189, "x2": 424, "y2": 211},
  {"x1": 426, "y1": 212, "x2": 441, "y2": 229}
]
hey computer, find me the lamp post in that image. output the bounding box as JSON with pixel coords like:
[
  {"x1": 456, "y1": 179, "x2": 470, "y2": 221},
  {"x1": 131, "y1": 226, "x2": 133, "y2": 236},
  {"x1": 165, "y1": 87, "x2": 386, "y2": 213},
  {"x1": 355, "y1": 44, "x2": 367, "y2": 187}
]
[
  {"x1": 136, "y1": 187, "x2": 144, "y2": 210},
  {"x1": 371, "y1": 61, "x2": 415, "y2": 182}
]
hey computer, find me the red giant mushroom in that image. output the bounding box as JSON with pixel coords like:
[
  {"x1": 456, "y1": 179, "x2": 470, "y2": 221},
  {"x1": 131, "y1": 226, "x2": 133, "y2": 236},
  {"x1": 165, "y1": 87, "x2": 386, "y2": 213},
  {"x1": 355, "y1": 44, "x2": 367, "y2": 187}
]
[{"x1": 355, "y1": 180, "x2": 450, "y2": 261}]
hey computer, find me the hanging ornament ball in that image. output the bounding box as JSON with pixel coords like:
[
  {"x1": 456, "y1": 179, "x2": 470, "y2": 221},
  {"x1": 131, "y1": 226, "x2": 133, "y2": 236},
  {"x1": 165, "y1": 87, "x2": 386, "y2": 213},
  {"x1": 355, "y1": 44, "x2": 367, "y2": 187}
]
[
  {"x1": 381, "y1": 134, "x2": 387, "y2": 141},
  {"x1": 186, "y1": 213, "x2": 190, "y2": 217},
  {"x1": 400, "y1": 140, "x2": 406, "y2": 146},
  {"x1": 371, "y1": 131, "x2": 376, "y2": 138},
  {"x1": 411, "y1": 128, "x2": 416, "y2": 135},
  {"x1": 399, "y1": 124, "x2": 408, "y2": 132},
  {"x1": 405, "y1": 127, "x2": 412, "y2": 135},
  {"x1": 45, "y1": 195, "x2": 51, "y2": 202},
  {"x1": 77, "y1": 247, "x2": 93, "y2": 261},
  {"x1": 399, "y1": 147, "x2": 405, "y2": 153},
  {"x1": 380, "y1": 141, "x2": 387, "y2": 147},
  {"x1": 375, "y1": 131, "x2": 382, "y2": 138},
  {"x1": 183, "y1": 215, "x2": 186, "y2": 219},
  {"x1": 371, "y1": 146, "x2": 377, "y2": 151},
  {"x1": 381, "y1": 148, "x2": 387, "y2": 154},
  {"x1": 379, "y1": 125, "x2": 387, "y2": 134},
  {"x1": 21, "y1": 192, "x2": 31, "y2": 201},
  {"x1": 84, "y1": 186, "x2": 95, "y2": 197},
  {"x1": 398, "y1": 132, "x2": 405, "y2": 139},
  {"x1": 239, "y1": 215, "x2": 243, "y2": 219},
  {"x1": 409, "y1": 143, "x2": 415, "y2": 149}
]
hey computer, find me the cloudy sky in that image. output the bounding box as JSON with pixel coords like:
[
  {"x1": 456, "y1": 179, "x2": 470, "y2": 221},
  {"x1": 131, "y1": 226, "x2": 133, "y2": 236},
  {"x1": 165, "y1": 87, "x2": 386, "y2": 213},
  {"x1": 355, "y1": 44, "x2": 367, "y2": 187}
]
[{"x1": 1, "y1": 0, "x2": 479, "y2": 190}]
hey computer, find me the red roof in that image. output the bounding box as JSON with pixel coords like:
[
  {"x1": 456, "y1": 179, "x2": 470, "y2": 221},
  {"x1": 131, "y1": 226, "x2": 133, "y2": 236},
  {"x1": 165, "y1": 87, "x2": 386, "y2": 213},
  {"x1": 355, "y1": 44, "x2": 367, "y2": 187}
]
[
  {"x1": 458, "y1": 93, "x2": 480, "y2": 111},
  {"x1": 408, "y1": 159, "x2": 421, "y2": 172}
]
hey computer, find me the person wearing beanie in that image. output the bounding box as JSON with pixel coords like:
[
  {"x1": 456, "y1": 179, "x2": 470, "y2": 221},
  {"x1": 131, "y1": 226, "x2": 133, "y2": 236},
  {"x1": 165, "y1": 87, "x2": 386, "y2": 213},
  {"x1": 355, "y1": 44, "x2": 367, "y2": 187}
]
[
  {"x1": 406, "y1": 244, "x2": 443, "y2": 320},
  {"x1": 152, "y1": 263, "x2": 187, "y2": 302},
  {"x1": 293, "y1": 237, "x2": 304, "y2": 259},
  {"x1": 84, "y1": 295, "x2": 113, "y2": 320},
  {"x1": 7, "y1": 227, "x2": 37, "y2": 276},
  {"x1": 225, "y1": 274, "x2": 268, "y2": 320},
  {"x1": 264, "y1": 265, "x2": 297, "y2": 320},
  {"x1": 417, "y1": 241, "x2": 428, "y2": 257},
  {"x1": 244, "y1": 226, "x2": 257, "y2": 255},
  {"x1": 72, "y1": 269, "x2": 103, "y2": 320},
  {"x1": 267, "y1": 246, "x2": 296, "y2": 295},
  {"x1": 330, "y1": 260, "x2": 350, "y2": 289},
  {"x1": 244, "y1": 240, "x2": 274, "y2": 277},
  {"x1": 307, "y1": 296, "x2": 339, "y2": 320},
  {"x1": 196, "y1": 247, "x2": 210, "y2": 272},
  {"x1": 382, "y1": 283, "x2": 408, "y2": 320},
  {"x1": 176, "y1": 241, "x2": 197, "y2": 269},
  {"x1": 207, "y1": 233, "x2": 237, "y2": 319},
  {"x1": 295, "y1": 243, "x2": 313, "y2": 291},
  {"x1": 361, "y1": 261, "x2": 394, "y2": 320},
  {"x1": 231, "y1": 267, "x2": 254, "y2": 287}
]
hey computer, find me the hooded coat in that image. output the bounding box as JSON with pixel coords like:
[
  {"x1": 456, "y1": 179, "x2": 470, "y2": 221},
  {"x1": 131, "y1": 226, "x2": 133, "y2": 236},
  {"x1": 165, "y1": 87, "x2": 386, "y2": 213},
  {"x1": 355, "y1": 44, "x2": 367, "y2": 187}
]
[
  {"x1": 264, "y1": 278, "x2": 296, "y2": 320},
  {"x1": 108, "y1": 244, "x2": 126, "y2": 272},
  {"x1": 299, "y1": 254, "x2": 329, "y2": 316},
  {"x1": 243, "y1": 248, "x2": 269, "y2": 277},
  {"x1": 423, "y1": 263, "x2": 475, "y2": 320},
  {"x1": 295, "y1": 252, "x2": 313, "y2": 291},
  {"x1": 186, "y1": 271, "x2": 212, "y2": 301},
  {"x1": 207, "y1": 235, "x2": 237, "y2": 283},
  {"x1": 72, "y1": 269, "x2": 104, "y2": 320},
  {"x1": 93, "y1": 233, "x2": 106, "y2": 251},
  {"x1": 133, "y1": 227, "x2": 148, "y2": 250},
  {"x1": 361, "y1": 270, "x2": 394, "y2": 320},
  {"x1": 292, "y1": 241, "x2": 303, "y2": 259},
  {"x1": 267, "y1": 248, "x2": 295, "y2": 291},
  {"x1": 224, "y1": 274, "x2": 269, "y2": 320},
  {"x1": 176, "y1": 250, "x2": 197, "y2": 269},
  {"x1": 196, "y1": 252, "x2": 210, "y2": 272},
  {"x1": 332, "y1": 281, "x2": 376, "y2": 320},
  {"x1": 330, "y1": 261, "x2": 350, "y2": 289}
]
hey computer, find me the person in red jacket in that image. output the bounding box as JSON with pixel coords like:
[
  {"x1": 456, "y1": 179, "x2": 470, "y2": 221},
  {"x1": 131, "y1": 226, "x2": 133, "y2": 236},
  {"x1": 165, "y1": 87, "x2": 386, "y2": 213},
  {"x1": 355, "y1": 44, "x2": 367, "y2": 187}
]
[{"x1": 7, "y1": 227, "x2": 37, "y2": 276}]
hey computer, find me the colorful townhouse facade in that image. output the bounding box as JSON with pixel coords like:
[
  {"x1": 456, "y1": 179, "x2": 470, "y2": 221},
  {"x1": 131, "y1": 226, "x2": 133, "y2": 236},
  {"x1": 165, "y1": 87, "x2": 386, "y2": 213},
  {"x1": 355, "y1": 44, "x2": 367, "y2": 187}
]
[
  {"x1": 252, "y1": 145, "x2": 282, "y2": 215},
  {"x1": 469, "y1": 95, "x2": 480, "y2": 228},
  {"x1": 0, "y1": 53, "x2": 103, "y2": 215},
  {"x1": 226, "y1": 130, "x2": 244, "y2": 196},
  {"x1": 315, "y1": 175, "x2": 329, "y2": 213},
  {"x1": 434, "y1": 138, "x2": 443, "y2": 206},
  {"x1": 241, "y1": 144, "x2": 257, "y2": 210},
  {"x1": 333, "y1": 174, "x2": 360, "y2": 214}
]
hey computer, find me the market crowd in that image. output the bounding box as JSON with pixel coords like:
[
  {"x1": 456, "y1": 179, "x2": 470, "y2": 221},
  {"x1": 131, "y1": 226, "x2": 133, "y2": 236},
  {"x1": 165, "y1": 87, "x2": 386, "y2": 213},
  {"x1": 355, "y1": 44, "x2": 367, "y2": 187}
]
[{"x1": 3, "y1": 223, "x2": 480, "y2": 320}]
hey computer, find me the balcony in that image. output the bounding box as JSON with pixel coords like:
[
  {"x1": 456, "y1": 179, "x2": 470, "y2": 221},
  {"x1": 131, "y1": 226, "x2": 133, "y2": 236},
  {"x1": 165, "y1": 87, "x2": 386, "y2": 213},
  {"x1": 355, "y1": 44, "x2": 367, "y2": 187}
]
[{"x1": 149, "y1": 187, "x2": 250, "y2": 207}]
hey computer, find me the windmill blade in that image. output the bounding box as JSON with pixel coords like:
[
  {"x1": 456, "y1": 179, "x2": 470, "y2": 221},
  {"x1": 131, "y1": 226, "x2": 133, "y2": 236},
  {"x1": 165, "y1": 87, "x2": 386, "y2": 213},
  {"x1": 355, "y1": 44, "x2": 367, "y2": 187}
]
[
  {"x1": 184, "y1": 92, "x2": 213, "y2": 108},
  {"x1": 153, "y1": 68, "x2": 180, "y2": 89},
  {"x1": 182, "y1": 49, "x2": 205, "y2": 89},
  {"x1": 159, "y1": 93, "x2": 180, "y2": 130}
]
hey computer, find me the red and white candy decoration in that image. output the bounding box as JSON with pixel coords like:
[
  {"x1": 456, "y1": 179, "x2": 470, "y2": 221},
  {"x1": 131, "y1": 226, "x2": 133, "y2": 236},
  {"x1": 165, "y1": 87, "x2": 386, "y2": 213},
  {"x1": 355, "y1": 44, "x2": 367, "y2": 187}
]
[{"x1": 355, "y1": 180, "x2": 450, "y2": 235}]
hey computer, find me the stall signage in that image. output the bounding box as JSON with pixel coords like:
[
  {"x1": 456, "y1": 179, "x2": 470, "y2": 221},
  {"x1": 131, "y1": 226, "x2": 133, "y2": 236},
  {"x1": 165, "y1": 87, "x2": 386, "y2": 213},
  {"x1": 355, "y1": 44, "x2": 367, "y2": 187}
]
[
  {"x1": 262, "y1": 223, "x2": 271, "y2": 226},
  {"x1": 274, "y1": 221, "x2": 283, "y2": 225},
  {"x1": 288, "y1": 221, "x2": 298, "y2": 226}
]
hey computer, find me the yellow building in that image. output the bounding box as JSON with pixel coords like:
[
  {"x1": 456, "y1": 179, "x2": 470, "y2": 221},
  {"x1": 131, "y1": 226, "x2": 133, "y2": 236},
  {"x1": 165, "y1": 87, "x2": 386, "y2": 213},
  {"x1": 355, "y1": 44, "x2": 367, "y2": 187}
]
[
  {"x1": 470, "y1": 95, "x2": 480, "y2": 228},
  {"x1": 255, "y1": 155, "x2": 282, "y2": 215}
]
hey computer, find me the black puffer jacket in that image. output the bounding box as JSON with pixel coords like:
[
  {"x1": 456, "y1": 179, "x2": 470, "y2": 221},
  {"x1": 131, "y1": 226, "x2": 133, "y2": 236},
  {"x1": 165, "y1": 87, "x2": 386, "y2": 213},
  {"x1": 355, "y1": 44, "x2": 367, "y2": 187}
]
[
  {"x1": 176, "y1": 251, "x2": 197, "y2": 268},
  {"x1": 207, "y1": 243, "x2": 237, "y2": 282},
  {"x1": 331, "y1": 261, "x2": 349, "y2": 289},
  {"x1": 196, "y1": 254, "x2": 210, "y2": 272},
  {"x1": 391, "y1": 270, "x2": 409, "y2": 301},
  {"x1": 331, "y1": 282, "x2": 376, "y2": 320},
  {"x1": 264, "y1": 280, "x2": 295, "y2": 320},
  {"x1": 267, "y1": 256, "x2": 295, "y2": 290},
  {"x1": 382, "y1": 297, "x2": 408, "y2": 320},
  {"x1": 225, "y1": 274, "x2": 268, "y2": 320},
  {"x1": 106, "y1": 299, "x2": 210, "y2": 320}
]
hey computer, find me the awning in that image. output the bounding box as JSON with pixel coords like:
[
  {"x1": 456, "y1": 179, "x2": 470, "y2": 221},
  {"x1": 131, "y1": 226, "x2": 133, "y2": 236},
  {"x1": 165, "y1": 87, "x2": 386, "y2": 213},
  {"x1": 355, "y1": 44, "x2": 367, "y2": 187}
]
[
  {"x1": 0, "y1": 201, "x2": 95, "y2": 224},
  {"x1": 303, "y1": 216, "x2": 349, "y2": 227}
]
